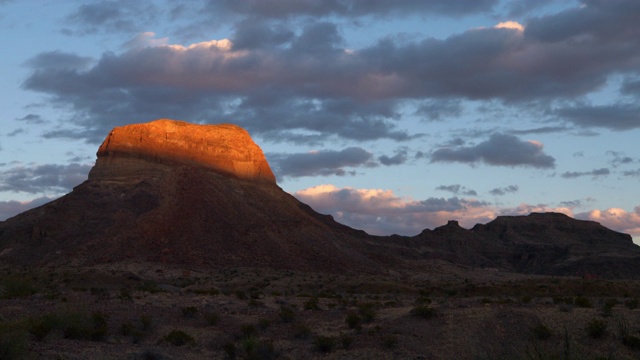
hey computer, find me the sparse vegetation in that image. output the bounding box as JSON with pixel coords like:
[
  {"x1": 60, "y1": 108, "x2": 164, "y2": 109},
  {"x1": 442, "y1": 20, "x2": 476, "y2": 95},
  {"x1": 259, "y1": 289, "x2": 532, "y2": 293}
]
[
  {"x1": 532, "y1": 323, "x2": 552, "y2": 340},
  {"x1": 161, "y1": 330, "x2": 195, "y2": 346},
  {"x1": 586, "y1": 318, "x2": 607, "y2": 338},
  {"x1": 411, "y1": 305, "x2": 437, "y2": 319},
  {"x1": 314, "y1": 335, "x2": 336, "y2": 353}
]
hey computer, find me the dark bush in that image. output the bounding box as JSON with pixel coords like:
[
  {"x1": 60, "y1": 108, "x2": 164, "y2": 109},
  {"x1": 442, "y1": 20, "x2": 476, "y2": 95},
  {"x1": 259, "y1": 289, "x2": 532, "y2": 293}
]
[
  {"x1": 161, "y1": 330, "x2": 195, "y2": 346},
  {"x1": 586, "y1": 319, "x2": 607, "y2": 338},
  {"x1": 314, "y1": 335, "x2": 336, "y2": 353},
  {"x1": 532, "y1": 324, "x2": 552, "y2": 340},
  {"x1": 412, "y1": 305, "x2": 437, "y2": 319}
]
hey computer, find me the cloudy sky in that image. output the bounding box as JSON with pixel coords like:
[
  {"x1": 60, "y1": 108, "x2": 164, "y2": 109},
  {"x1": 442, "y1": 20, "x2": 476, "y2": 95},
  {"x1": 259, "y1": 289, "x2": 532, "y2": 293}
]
[{"x1": 1, "y1": 0, "x2": 639, "y2": 242}]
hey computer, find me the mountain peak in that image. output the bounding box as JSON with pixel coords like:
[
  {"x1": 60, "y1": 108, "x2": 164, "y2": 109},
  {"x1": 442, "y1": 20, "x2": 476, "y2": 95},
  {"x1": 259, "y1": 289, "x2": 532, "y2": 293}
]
[{"x1": 89, "y1": 119, "x2": 276, "y2": 183}]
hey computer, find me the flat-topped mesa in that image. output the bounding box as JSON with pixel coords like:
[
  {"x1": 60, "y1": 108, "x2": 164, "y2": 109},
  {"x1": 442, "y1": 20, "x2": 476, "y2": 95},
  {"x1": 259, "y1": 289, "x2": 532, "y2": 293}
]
[{"x1": 88, "y1": 119, "x2": 276, "y2": 183}]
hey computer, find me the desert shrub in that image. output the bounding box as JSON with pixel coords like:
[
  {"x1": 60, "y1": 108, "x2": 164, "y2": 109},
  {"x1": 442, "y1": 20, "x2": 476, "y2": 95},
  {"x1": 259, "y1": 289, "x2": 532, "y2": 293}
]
[
  {"x1": 1, "y1": 277, "x2": 37, "y2": 299},
  {"x1": 358, "y1": 303, "x2": 377, "y2": 322},
  {"x1": 181, "y1": 306, "x2": 198, "y2": 318},
  {"x1": 119, "y1": 287, "x2": 133, "y2": 302},
  {"x1": 250, "y1": 339, "x2": 276, "y2": 360},
  {"x1": 314, "y1": 335, "x2": 336, "y2": 353},
  {"x1": 140, "y1": 315, "x2": 153, "y2": 332},
  {"x1": 303, "y1": 297, "x2": 320, "y2": 310},
  {"x1": 292, "y1": 323, "x2": 312, "y2": 339},
  {"x1": 235, "y1": 290, "x2": 247, "y2": 300},
  {"x1": 204, "y1": 312, "x2": 220, "y2": 326},
  {"x1": 340, "y1": 333, "x2": 353, "y2": 349},
  {"x1": 241, "y1": 324, "x2": 257, "y2": 338},
  {"x1": 161, "y1": 330, "x2": 195, "y2": 346},
  {"x1": 586, "y1": 319, "x2": 607, "y2": 338},
  {"x1": 520, "y1": 295, "x2": 533, "y2": 304},
  {"x1": 0, "y1": 321, "x2": 28, "y2": 359},
  {"x1": 61, "y1": 311, "x2": 108, "y2": 341},
  {"x1": 222, "y1": 341, "x2": 236, "y2": 359},
  {"x1": 412, "y1": 305, "x2": 437, "y2": 319},
  {"x1": 279, "y1": 306, "x2": 295, "y2": 323},
  {"x1": 625, "y1": 298, "x2": 639, "y2": 310},
  {"x1": 623, "y1": 335, "x2": 640, "y2": 350},
  {"x1": 382, "y1": 334, "x2": 398, "y2": 349},
  {"x1": 258, "y1": 318, "x2": 271, "y2": 331},
  {"x1": 137, "y1": 281, "x2": 162, "y2": 294},
  {"x1": 532, "y1": 323, "x2": 552, "y2": 340},
  {"x1": 29, "y1": 313, "x2": 59, "y2": 341},
  {"x1": 574, "y1": 296, "x2": 592, "y2": 308},
  {"x1": 345, "y1": 313, "x2": 362, "y2": 330},
  {"x1": 240, "y1": 336, "x2": 258, "y2": 354}
]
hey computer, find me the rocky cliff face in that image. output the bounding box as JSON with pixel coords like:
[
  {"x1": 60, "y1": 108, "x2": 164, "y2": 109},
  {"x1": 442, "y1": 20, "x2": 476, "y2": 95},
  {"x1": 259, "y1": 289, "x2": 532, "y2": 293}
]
[{"x1": 89, "y1": 119, "x2": 275, "y2": 183}]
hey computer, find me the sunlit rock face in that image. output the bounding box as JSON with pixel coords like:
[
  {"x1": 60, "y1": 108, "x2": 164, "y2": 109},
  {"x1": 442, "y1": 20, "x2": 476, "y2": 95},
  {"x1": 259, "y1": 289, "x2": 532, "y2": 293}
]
[{"x1": 89, "y1": 119, "x2": 276, "y2": 183}]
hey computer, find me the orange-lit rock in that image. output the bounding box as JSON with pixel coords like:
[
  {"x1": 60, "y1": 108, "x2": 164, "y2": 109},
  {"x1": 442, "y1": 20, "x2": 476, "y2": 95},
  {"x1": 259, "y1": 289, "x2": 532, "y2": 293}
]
[{"x1": 89, "y1": 119, "x2": 276, "y2": 183}]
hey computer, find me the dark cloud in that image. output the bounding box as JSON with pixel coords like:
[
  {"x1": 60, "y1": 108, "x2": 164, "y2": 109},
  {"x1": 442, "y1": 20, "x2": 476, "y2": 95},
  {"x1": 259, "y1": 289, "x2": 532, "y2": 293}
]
[
  {"x1": 0, "y1": 163, "x2": 92, "y2": 194},
  {"x1": 504, "y1": 0, "x2": 555, "y2": 17},
  {"x1": 561, "y1": 167, "x2": 610, "y2": 179},
  {"x1": 16, "y1": 114, "x2": 47, "y2": 125},
  {"x1": 621, "y1": 79, "x2": 640, "y2": 96},
  {"x1": 268, "y1": 147, "x2": 375, "y2": 178},
  {"x1": 559, "y1": 199, "x2": 582, "y2": 208},
  {"x1": 22, "y1": 0, "x2": 640, "y2": 145},
  {"x1": 231, "y1": 19, "x2": 294, "y2": 50},
  {"x1": 510, "y1": 126, "x2": 568, "y2": 135},
  {"x1": 415, "y1": 99, "x2": 462, "y2": 121},
  {"x1": 210, "y1": 0, "x2": 498, "y2": 19},
  {"x1": 489, "y1": 185, "x2": 519, "y2": 196},
  {"x1": 435, "y1": 184, "x2": 477, "y2": 196},
  {"x1": 7, "y1": 128, "x2": 25, "y2": 136},
  {"x1": 379, "y1": 149, "x2": 408, "y2": 166},
  {"x1": 606, "y1": 151, "x2": 634, "y2": 167},
  {"x1": 24, "y1": 51, "x2": 93, "y2": 71},
  {"x1": 63, "y1": 0, "x2": 159, "y2": 35},
  {"x1": 430, "y1": 133, "x2": 556, "y2": 168},
  {"x1": 556, "y1": 103, "x2": 640, "y2": 130},
  {"x1": 0, "y1": 197, "x2": 53, "y2": 221},
  {"x1": 622, "y1": 169, "x2": 640, "y2": 177}
]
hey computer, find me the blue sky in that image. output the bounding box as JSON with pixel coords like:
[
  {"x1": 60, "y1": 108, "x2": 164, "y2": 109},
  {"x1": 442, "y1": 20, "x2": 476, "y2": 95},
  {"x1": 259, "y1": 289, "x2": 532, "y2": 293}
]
[{"x1": 1, "y1": 0, "x2": 639, "y2": 243}]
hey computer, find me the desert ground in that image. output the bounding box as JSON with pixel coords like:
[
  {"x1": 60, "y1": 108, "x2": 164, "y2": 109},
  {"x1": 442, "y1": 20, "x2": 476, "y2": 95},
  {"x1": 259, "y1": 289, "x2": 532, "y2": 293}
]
[{"x1": 2, "y1": 261, "x2": 640, "y2": 360}]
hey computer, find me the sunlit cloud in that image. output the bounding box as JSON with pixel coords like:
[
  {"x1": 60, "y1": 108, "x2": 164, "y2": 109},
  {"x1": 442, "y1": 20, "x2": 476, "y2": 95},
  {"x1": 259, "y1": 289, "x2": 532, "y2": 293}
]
[
  {"x1": 494, "y1": 21, "x2": 525, "y2": 32},
  {"x1": 577, "y1": 207, "x2": 640, "y2": 237}
]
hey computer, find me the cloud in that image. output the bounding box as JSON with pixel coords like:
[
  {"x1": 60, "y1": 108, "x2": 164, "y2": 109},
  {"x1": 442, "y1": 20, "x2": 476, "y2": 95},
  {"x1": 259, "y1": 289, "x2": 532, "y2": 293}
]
[
  {"x1": 63, "y1": 0, "x2": 159, "y2": 35},
  {"x1": 430, "y1": 133, "x2": 556, "y2": 168},
  {"x1": 576, "y1": 207, "x2": 640, "y2": 237},
  {"x1": 489, "y1": 185, "x2": 519, "y2": 196},
  {"x1": 561, "y1": 168, "x2": 610, "y2": 179},
  {"x1": 24, "y1": 51, "x2": 94, "y2": 71},
  {"x1": 622, "y1": 169, "x2": 640, "y2": 177},
  {"x1": 268, "y1": 147, "x2": 375, "y2": 178},
  {"x1": 210, "y1": 0, "x2": 498, "y2": 19},
  {"x1": 378, "y1": 149, "x2": 408, "y2": 166},
  {"x1": 415, "y1": 99, "x2": 462, "y2": 121},
  {"x1": 435, "y1": 184, "x2": 477, "y2": 196},
  {"x1": 295, "y1": 184, "x2": 640, "y2": 237},
  {"x1": 23, "y1": 1, "x2": 640, "y2": 145},
  {"x1": 606, "y1": 151, "x2": 634, "y2": 167},
  {"x1": 16, "y1": 114, "x2": 47, "y2": 125},
  {"x1": 510, "y1": 126, "x2": 568, "y2": 135},
  {"x1": 0, "y1": 163, "x2": 92, "y2": 194},
  {"x1": 0, "y1": 197, "x2": 54, "y2": 221},
  {"x1": 294, "y1": 184, "x2": 493, "y2": 235},
  {"x1": 556, "y1": 103, "x2": 640, "y2": 130}
]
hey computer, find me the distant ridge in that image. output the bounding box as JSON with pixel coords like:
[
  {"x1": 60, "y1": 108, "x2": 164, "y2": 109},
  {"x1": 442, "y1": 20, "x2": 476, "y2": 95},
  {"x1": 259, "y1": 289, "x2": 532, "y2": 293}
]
[{"x1": 1, "y1": 119, "x2": 639, "y2": 278}]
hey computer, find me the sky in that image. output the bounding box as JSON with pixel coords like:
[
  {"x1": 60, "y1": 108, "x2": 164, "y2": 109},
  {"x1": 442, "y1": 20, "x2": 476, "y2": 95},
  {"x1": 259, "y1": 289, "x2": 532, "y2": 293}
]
[{"x1": 1, "y1": 0, "x2": 639, "y2": 243}]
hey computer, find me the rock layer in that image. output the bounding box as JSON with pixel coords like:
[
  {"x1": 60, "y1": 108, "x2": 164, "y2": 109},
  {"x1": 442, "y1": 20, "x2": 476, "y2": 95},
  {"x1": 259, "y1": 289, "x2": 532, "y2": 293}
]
[{"x1": 89, "y1": 119, "x2": 275, "y2": 183}]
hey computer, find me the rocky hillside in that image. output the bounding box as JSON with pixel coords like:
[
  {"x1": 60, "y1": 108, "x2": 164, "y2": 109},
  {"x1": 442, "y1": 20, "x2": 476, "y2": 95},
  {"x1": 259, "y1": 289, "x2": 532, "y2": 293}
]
[{"x1": 1, "y1": 119, "x2": 639, "y2": 278}]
